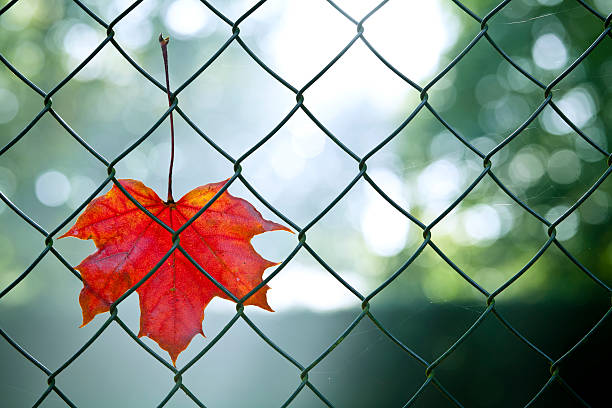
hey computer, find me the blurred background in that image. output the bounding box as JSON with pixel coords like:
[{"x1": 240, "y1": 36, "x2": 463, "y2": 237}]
[{"x1": 1, "y1": 0, "x2": 611, "y2": 406}]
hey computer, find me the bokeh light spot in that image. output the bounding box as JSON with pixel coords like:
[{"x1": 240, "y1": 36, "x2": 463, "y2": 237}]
[
  {"x1": 532, "y1": 33, "x2": 567, "y2": 70},
  {"x1": 462, "y1": 204, "x2": 502, "y2": 245},
  {"x1": 164, "y1": 0, "x2": 210, "y2": 37},
  {"x1": 35, "y1": 170, "x2": 71, "y2": 207},
  {"x1": 541, "y1": 87, "x2": 596, "y2": 135}
]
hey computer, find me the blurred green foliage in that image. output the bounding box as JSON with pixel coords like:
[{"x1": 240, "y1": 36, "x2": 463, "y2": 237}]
[
  {"x1": 1, "y1": 0, "x2": 610, "y2": 309},
  {"x1": 386, "y1": 0, "x2": 612, "y2": 304}
]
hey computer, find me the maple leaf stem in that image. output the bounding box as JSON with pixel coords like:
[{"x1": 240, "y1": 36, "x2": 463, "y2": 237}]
[{"x1": 159, "y1": 34, "x2": 175, "y2": 203}]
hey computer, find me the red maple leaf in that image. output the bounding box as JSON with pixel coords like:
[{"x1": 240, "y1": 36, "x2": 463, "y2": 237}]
[{"x1": 61, "y1": 179, "x2": 289, "y2": 364}]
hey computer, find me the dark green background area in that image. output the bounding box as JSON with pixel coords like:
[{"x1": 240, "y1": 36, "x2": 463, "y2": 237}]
[{"x1": 1, "y1": 300, "x2": 610, "y2": 407}]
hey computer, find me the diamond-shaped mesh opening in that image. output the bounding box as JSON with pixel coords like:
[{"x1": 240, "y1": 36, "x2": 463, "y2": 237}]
[{"x1": 1, "y1": 0, "x2": 611, "y2": 406}]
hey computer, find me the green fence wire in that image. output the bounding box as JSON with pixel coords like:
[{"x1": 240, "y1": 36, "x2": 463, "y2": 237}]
[{"x1": 1, "y1": 0, "x2": 611, "y2": 406}]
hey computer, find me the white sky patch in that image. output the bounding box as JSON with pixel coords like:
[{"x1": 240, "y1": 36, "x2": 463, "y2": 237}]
[
  {"x1": 417, "y1": 159, "x2": 464, "y2": 204},
  {"x1": 360, "y1": 168, "x2": 411, "y2": 257},
  {"x1": 164, "y1": 0, "x2": 214, "y2": 37},
  {"x1": 363, "y1": 1, "x2": 457, "y2": 80},
  {"x1": 266, "y1": 263, "x2": 364, "y2": 312},
  {"x1": 35, "y1": 170, "x2": 71, "y2": 207},
  {"x1": 289, "y1": 117, "x2": 326, "y2": 159},
  {"x1": 361, "y1": 200, "x2": 410, "y2": 257},
  {"x1": 462, "y1": 204, "x2": 502, "y2": 245},
  {"x1": 265, "y1": 1, "x2": 458, "y2": 112},
  {"x1": 270, "y1": 136, "x2": 306, "y2": 180},
  {"x1": 364, "y1": 167, "x2": 410, "y2": 206}
]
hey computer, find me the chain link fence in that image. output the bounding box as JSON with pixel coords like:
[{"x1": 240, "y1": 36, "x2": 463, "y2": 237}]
[{"x1": 1, "y1": 0, "x2": 611, "y2": 406}]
